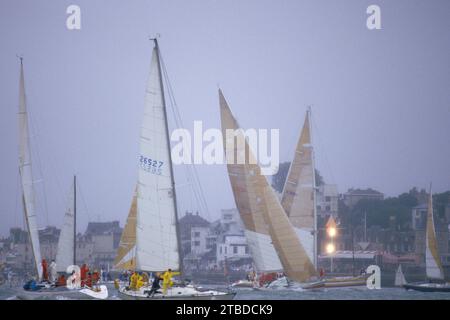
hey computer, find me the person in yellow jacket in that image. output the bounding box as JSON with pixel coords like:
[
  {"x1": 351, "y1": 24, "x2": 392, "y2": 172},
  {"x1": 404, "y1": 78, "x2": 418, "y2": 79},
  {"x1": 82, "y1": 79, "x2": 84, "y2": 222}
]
[
  {"x1": 136, "y1": 274, "x2": 145, "y2": 290},
  {"x1": 162, "y1": 269, "x2": 180, "y2": 295},
  {"x1": 141, "y1": 272, "x2": 149, "y2": 286},
  {"x1": 129, "y1": 272, "x2": 139, "y2": 291}
]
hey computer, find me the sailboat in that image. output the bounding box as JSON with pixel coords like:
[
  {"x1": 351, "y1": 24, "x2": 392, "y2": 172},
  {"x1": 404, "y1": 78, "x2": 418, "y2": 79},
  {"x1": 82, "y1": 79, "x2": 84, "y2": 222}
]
[
  {"x1": 219, "y1": 90, "x2": 284, "y2": 288},
  {"x1": 20, "y1": 176, "x2": 108, "y2": 299},
  {"x1": 17, "y1": 58, "x2": 43, "y2": 283},
  {"x1": 219, "y1": 90, "x2": 322, "y2": 290},
  {"x1": 117, "y1": 39, "x2": 234, "y2": 300},
  {"x1": 395, "y1": 264, "x2": 407, "y2": 287},
  {"x1": 16, "y1": 61, "x2": 107, "y2": 299},
  {"x1": 404, "y1": 186, "x2": 450, "y2": 292},
  {"x1": 281, "y1": 110, "x2": 367, "y2": 288}
]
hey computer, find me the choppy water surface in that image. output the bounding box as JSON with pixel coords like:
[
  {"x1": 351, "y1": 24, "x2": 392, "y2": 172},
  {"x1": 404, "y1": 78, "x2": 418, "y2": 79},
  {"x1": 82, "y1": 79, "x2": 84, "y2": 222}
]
[{"x1": 1, "y1": 284, "x2": 449, "y2": 300}]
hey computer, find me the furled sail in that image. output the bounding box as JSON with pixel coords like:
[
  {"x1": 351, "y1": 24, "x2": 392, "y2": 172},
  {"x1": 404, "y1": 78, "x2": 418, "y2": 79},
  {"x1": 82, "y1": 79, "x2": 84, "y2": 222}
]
[
  {"x1": 18, "y1": 60, "x2": 43, "y2": 280},
  {"x1": 263, "y1": 184, "x2": 317, "y2": 282},
  {"x1": 114, "y1": 187, "x2": 137, "y2": 270},
  {"x1": 219, "y1": 89, "x2": 282, "y2": 272},
  {"x1": 55, "y1": 180, "x2": 76, "y2": 272},
  {"x1": 281, "y1": 110, "x2": 316, "y2": 266},
  {"x1": 135, "y1": 45, "x2": 179, "y2": 272},
  {"x1": 425, "y1": 187, "x2": 444, "y2": 280}
]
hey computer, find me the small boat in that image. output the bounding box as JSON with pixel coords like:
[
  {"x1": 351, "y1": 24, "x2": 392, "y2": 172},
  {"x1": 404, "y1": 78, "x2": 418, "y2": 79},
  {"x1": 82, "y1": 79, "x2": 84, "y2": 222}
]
[
  {"x1": 403, "y1": 282, "x2": 450, "y2": 293},
  {"x1": 403, "y1": 186, "x2": 450, "y2": 293},
  {"x1": 117, "y1": 39, "x2": 233, "y2": 300},
  {"x1": 394, "y1": 264, "x2": 407, "y2": 287}
]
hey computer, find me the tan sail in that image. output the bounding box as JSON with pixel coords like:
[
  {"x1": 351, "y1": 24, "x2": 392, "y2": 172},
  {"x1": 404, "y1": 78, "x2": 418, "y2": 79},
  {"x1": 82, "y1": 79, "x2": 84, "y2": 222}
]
[
  {"x1": 263, "y1": 184, "x2": 317, "y2": 282},
  {"x1": 425, "y1": 187, "x2": 444, "y2": 280},
  {"x1": 281, "y1": 109, "x2": 316, "y2": 265},
  {"x1": 114, "y1": 187, "x2": 137, "y2": 270},
  {"x1": 219, "y1": 89, "x2": 282, "y2": 272}
]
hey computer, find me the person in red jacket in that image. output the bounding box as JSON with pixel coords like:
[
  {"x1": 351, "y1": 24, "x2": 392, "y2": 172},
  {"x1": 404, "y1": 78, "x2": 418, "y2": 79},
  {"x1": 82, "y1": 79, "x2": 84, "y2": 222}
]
[
  {"x1": 41, "y1": 259, "x2": 49, "y2": 282},
  {"x1": 92, "y1": 270, "x2": 100, "y2": 285},
  {"x1": 80, "y1": 264, "x2": 89, "y2": 287},
  {"x1": 85, "y1": 272, "x2": 93, "y2": 288}
]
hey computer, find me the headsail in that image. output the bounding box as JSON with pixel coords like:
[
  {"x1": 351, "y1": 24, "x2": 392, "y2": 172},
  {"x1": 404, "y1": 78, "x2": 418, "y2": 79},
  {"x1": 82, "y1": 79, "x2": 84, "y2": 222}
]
[
  {"x1": 281, "y1": 110, "x2": 316, "y2": 266},
  {"x1": 18, "y1": 60, "x2": 43, "y2": 280},
  {"x1": 425, "y1": 187, "x2": 444, "y2": 280},
  {"x1": 114, "y1": 186, "x2": 137, "y2": 270},
  {"x1": 135, "y1": 43, "x2": 180, "y2": 272},
  {"x1": 55, "y1": 178, "x2": 76, "y2": 272},
  {"x1": 219, "y1": 89, "x2": 282, "y2": 272},
  {"x1": 263, "y1": 184, "x2": 317, "y2": 282}
]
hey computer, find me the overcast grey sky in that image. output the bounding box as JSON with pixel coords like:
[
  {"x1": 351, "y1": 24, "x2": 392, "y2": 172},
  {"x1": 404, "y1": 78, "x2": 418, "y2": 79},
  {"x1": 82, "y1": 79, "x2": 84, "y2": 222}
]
[{"x1": 1, "y1": 0, "x2": 449, "y2": 236}]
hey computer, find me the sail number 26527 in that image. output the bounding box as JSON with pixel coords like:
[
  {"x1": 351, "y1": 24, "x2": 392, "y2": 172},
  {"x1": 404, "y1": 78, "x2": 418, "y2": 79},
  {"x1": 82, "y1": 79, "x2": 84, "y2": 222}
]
[{"x1": 140, "y1": 155, "x2": 164, "y2": 175}]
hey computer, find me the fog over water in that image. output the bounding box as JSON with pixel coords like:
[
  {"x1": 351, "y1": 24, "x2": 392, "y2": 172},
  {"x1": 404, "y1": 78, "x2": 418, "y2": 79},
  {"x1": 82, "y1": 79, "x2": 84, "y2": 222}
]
[{"x1": 0, "y1": 0, "x2": 449, "y2": 236}]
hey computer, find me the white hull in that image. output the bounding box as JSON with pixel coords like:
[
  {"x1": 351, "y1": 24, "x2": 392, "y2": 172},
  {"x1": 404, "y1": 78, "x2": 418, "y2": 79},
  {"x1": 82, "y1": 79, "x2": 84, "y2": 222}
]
[
  {"x1": 118, "y1": 285, "x2": 235, "y2": 300},
  {"x1": 230, "y1": 280, "x2": 255, "y2": 289},
  {"x1": 17, "y1": 285, "x2": 108, "y2": 300}
]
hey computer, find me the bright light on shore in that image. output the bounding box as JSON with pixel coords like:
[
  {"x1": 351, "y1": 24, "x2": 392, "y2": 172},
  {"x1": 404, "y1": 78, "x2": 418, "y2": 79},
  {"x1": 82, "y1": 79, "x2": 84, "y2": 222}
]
[
  {"x1": 327, "y1": 227, "x2": 337, "y2": 238},
  {"x1": 326, "y1": 243, "x2": 335, "y2": 254}
]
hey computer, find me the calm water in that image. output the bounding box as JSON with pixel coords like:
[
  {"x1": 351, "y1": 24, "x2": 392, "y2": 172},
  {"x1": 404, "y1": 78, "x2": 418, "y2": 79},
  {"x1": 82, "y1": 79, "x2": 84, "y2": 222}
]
[{"x1": 1, "y1": 284, "x2": 450, "y2": 300}]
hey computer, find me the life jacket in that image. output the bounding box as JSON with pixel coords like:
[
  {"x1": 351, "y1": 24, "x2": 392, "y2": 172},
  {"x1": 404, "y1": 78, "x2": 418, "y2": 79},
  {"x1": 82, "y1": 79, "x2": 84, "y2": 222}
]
[
  {"x1": 57, "y1": 276, "x2": 66, "y2": 287},
  {"x1": 85, "y1": 275, "x2": 93, "y2": 288},
  {"x1": 41, "y1": 260, "x2": 48, "y2": 281}
]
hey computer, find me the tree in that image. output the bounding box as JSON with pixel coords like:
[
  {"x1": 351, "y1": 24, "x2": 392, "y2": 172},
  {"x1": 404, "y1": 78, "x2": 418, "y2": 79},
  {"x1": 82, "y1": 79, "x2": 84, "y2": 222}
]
[{"x1": 271, "y1": 161, "x2": 325, "y2": 193}]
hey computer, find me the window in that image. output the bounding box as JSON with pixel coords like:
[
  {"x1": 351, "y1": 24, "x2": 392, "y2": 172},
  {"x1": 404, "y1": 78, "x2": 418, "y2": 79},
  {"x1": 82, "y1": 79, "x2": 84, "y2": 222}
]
[
  {"x1": 233, "y1": 246, "x2": 238, "y2": 254},
  {"x1": 219, "y1": 247, "x2": 222, "y2": 254},
  {"x1": 325, "y1": 196, "x2": 331, "y2": 202},
  {"x1": 326, "y1": 206, "x2": 331, "y2": 211},
  {"x1": 245, "y1": 246, "x2": 249, "y2": 254},
  {"x1": 194, "y1": 232, "x2": 200, "y2": 238},
  {"x1": 194, "y1": 241, "x2": 200, "y2": 246}
]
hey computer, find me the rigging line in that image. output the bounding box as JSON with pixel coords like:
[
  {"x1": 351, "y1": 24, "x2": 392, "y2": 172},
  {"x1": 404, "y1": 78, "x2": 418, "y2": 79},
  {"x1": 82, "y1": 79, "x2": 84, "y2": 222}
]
[
  {"x1": 14, "y1": 170, "x2": 20, "y2": 228},
  {"x1": 310, "y1": 109, "x2": 336, "y2": 186},
  {"x1": 31, "y1": 106, "x2": 67, "y2": 214},
  {"x1": 158, "y1": 48, "x2": 211, "y2": 218},
  {"x1": 77, "y1": 177, "x2": 92, "y2": 224},
  {"x1": 27, "y1": 105, "x2": 50, "y2": 227}
]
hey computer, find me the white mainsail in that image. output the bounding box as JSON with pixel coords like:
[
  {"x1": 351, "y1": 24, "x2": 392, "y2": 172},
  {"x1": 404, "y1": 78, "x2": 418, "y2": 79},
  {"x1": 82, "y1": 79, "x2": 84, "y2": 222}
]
[
  {"x1": 135, "y1": 43, "x2": 180, "y2": 272},
  {"x1": 219, "y1": 89, "x2": 283, "y2": 273},
  {"x1": 18, "y1": 59, "x2": 43, "y2": 280},
  {"x1": 425, "y1": 187, "x2": 444, "y2": 280},
  {"x1": 395, "y1": 264, "x2": 407, "y2": 286},
  {"x1": 281, "y1": 109, "x2": 316, "y2": 266},
  {"x1": 55, "y1": 178, "x2": 76, "y2": 273}
]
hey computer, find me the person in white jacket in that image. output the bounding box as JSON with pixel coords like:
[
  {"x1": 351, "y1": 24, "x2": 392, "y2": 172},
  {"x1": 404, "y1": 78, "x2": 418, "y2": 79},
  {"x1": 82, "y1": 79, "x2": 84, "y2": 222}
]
[{"x1": 49, "y1": 260, "x2": 57, "y2": 283}]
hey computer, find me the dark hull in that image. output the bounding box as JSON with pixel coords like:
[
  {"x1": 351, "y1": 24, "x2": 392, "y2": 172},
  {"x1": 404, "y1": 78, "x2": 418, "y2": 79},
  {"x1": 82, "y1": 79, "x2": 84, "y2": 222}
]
[{"x1": 403, "y1": 283, "x2": 450, "y2": 293}]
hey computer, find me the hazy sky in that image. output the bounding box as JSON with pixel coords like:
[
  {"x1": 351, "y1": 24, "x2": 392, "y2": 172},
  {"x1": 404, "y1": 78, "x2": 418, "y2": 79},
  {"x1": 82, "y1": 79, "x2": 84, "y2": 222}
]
[{"x1": 1, "y1": 0, "x2": 449, "y2": 236}]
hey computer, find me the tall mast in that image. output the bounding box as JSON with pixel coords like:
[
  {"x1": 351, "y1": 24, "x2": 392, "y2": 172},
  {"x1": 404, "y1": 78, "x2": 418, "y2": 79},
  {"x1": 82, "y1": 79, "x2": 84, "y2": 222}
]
[
  {"x1": 73, "y1": 175, "x2": 77, "y2": 265},
  {"x1": 308, "y1": 106, "x2": 318, "y2": 268},
  {"x1": 153, "y1": 38, "x2": 183, "y2": 274}
]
